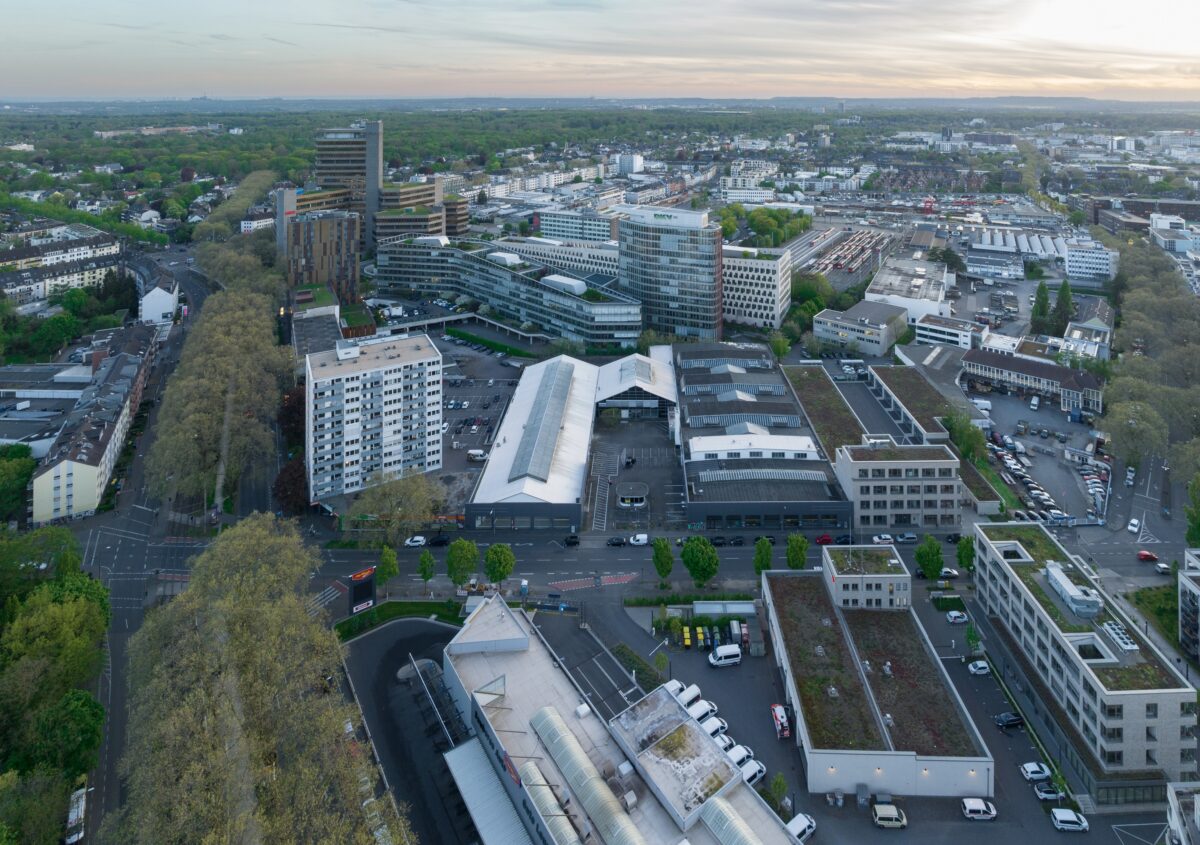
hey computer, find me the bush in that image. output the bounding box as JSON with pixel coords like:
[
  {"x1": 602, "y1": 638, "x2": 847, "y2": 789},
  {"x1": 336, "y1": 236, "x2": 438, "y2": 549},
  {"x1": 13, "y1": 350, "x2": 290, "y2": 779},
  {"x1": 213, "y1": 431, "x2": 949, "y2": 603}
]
[
  {"x1": 624, "y1": 593, "x2": 753, "y2": 607},
  {"x1": 610, "y1": 643, "x2": 663, "y2": 689}
]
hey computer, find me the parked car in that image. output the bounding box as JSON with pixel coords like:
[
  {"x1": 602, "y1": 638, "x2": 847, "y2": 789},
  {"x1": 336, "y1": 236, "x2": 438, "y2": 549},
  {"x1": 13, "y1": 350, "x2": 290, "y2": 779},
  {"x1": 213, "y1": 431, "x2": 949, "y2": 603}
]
[
  {"x1": 814, "y1": 534, "x2": 834, "y2": 545},
  {"x1": 429, "y1": 534, "x2": 450, "y2": 547},
  {"x1": 939, "y1": 567, "x2": 960, "y2": 579},
  {"x1": 711, "y1": 536, "x2": 728, "y2": 547},
  {"x1": 1137, "y1": 550, "x2": 1159, "y2": 562},
  {"x1": 1034, "y1": 781, "x2": 1066, "y2": 801},
  {"x1": 1020, "y1": 762, "x2": 1052, "y2": 782},
  {"x1": 872, "y1": 534, "x2": 894, "y2": 545},
  {"x1": 1051, "y1": 808, "x2": 1089, "y2": 832},
  {"x1": 994, "y1": 712, "x2": 1024, "y2": 729},
  {"x1": 607, "y1": 536, "x2": 627, "y2": 547},
  {"x1": 946, "y1": 610, "x2": 969, "y2": 624},
  {"x1": 1156, "y1": 562, "x2": 1172, "y2": 575},
  {"x1": 564, "y1": 535, "x2": 580, "y2": 547},
  {"x1": 629, "y1": 534, "x2": 649, "y2": 546},
  {"x1": 834, "y1": 534, "x2": 852, "y2": 544},
  {"x1": 785, "y1": 812, "x2": 817, "y2": 843},
  {"x1": 944, "y1": 533, "x2": 962, "y2": 543},
  {"x1": 755, "y1": 535, "x2": 777, "y2": 545},
  {"x1": 404, "y1": 536, "x2": 427, "y2": 547},
  {"x1": 961, "y1": 798, "x2": 997, "y2": 821},
  {"x1": 1127, "y1": 518, "x2": 1141, "y2": 534},
  {"x1": 895, "y1": 532, "x2": 918, "y2": 544},
  {"x1": 871, "y1": 804, "x2": 908, "y2": 829},
  {"x1": 728, "y1": 536, "x2": 745, "y2": 546},
  {"x1": 968, "y1": 660, "x2": 990, "y2": 676}
]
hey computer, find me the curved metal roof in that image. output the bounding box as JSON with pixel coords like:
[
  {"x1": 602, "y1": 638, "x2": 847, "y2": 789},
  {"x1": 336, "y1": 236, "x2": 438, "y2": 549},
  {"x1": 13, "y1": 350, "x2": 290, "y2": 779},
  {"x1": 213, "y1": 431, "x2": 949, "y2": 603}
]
[
  {"x1": 518, "y1": 761, "x2": 583, "y2": 845},
  {"x1": 700, "y1": 796, "x2": 761, "y2": 845},
  {"x1": 530, "y1": 706, "x2": 648, "y2": 845}
]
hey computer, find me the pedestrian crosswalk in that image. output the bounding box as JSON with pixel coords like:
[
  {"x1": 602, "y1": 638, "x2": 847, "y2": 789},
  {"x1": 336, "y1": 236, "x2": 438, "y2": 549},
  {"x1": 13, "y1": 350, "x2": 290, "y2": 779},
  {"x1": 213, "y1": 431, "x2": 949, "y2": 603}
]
[{"x1": 307, "y1": 582, "x2": 348, "y2": 616}]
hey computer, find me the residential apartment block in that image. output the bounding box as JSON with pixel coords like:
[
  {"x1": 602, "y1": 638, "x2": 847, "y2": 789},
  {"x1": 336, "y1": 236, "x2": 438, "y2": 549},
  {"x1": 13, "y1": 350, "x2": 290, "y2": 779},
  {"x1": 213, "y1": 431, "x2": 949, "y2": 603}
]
[
  {"x1": 617, "y1": 206, "x2": 723, "y2": 340},
  {"x1": 721, "y1": 245, "x2": 792, "y2": 329},
  {"x1": 305, "y1": 336, "x2": 442, "y2": 501},
  {"x1": 30, "y1": 325, "x2": 156, "y2": 523},
  {"x1": 285, "y1": 210, "x2": 361, "y2": 301},
  {"x1": 376, "y1": 237, "x2": 642, "y2": 348},
  {"x1": 974, "y1": 523, "x2": 1196, "y2": 802},
  {"x1": 0, "y1": 255, "x2": 122, "y2": 305},
  {"x1": 833, "y1": 437, "x2": 962, "y2": 530},
  {"x1": 0, "y1": 229, "x2": 119, "y2": 272},
  {"x1": 813, "y1": 300, "x2": 907, "y2": 356}
]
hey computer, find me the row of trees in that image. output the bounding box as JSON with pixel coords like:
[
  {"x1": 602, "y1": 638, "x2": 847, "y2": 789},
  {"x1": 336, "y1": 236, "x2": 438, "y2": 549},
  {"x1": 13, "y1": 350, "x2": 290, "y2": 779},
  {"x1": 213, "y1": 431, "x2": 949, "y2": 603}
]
[
  {"x1": 102, "y1": 515, "x2": 414, "y2": 844},
  {"x1": 191, "y1": 170, "x2": 277, "y2": 242},
  {"x1": 0, "y1": 528, "x2": 107, "y2": 843},
  {"x1": 1095, "y1": 229, "x2": 1200, "y2": 483},
  {"x1": 146, "y1": 226, "x2": 288, "y2": 507}
]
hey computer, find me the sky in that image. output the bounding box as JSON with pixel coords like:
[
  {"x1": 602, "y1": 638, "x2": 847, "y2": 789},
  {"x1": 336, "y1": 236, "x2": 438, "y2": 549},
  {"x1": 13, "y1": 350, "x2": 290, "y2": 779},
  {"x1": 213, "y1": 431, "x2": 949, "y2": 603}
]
[{"x1": 5, "y1": 0, "x2": 1200, "y2": 101}]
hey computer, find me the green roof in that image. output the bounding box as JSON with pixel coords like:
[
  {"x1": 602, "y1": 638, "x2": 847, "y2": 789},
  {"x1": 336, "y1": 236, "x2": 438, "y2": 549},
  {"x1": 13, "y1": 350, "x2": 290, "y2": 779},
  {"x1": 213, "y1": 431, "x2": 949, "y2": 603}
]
[
  {"x1": 294, "y1": 284, "x2": 335, "y2": 311},
  {"x1": 870, "y1": 366, "x2": 952, "y2": 434},
  {"x1": 827, "y1": 547, "x2": 905, "y2": 576},
  {"x1": 784, "y1": 366, "x2": 864, "y2": 456}
]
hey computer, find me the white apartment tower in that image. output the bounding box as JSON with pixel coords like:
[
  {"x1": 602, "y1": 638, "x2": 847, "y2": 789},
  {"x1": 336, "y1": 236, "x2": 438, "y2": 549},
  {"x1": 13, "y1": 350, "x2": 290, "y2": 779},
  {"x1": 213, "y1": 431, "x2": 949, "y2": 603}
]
[{"x1": 305, "y1": 335, "x2": 442, "y2": 501}]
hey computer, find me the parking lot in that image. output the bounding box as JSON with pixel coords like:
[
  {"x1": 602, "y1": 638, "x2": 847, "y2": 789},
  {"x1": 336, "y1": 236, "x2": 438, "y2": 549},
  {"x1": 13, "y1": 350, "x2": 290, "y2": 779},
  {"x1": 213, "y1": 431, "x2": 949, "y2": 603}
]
[
  {"x1": 432, "y1": 336, "x2": 524, "y2": 471},
  {"x1": 587, "y1": 420, "x2": 684, "y2": 532}
]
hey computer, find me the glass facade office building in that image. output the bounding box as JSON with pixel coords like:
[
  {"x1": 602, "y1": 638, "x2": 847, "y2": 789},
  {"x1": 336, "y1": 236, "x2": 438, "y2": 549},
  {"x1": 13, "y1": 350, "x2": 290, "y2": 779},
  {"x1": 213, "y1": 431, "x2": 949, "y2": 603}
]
[{"x1": 617, "y1": 206, "x2": 723, "y2": 340}]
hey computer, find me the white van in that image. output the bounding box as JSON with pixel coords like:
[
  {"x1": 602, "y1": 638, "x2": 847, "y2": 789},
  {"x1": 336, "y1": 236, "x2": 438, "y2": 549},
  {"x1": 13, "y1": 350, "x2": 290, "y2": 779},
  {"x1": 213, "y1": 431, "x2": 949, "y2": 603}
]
[
  {"x1": 708, "y1": 644, "x2": 743, "y2": 668},
  {"x1": 699, "y1": 716, "x2": 728, "y2": 738},
  {"x1": 726, "y1": 744, "x2": 754, "y2": 767},
  {"x1": 971, "y1": 398, "x2": 992, "y2": 412},
  {"x1": 687, "y1": 699, "x2": 717, "y2": 722},
  {"x1": 467, "y1": 449, "x2": 487, "y2": 462},
  {"x1": 676, "y1": 683, "x2": 702, "y2": 708},
  {"x1": 1029, "y1": 396, "x2": 1040, "y2": 411}
]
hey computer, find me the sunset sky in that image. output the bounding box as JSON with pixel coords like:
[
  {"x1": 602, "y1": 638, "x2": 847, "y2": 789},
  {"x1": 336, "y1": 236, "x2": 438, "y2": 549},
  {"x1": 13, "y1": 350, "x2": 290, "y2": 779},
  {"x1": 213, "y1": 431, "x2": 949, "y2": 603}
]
[{"x1": 5, "y1": 0, "x2": 1200, "y2": 100}]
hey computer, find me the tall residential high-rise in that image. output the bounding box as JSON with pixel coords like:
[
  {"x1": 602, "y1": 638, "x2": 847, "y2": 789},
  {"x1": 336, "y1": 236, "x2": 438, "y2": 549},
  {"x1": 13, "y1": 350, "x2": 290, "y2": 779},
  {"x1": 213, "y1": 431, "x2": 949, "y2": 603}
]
[
  {"x1": 617, "y1": 205, "x2": 723, "y2": 340},
  {"x1": 285, "y1": 210, "x2": 361, "y2": 302},
  {"x1": 313, "y1": 121, "x2": 383, "y2": 250},
  {"x1": 305, "y1": 336, "x2": 442, "y2": 501}
]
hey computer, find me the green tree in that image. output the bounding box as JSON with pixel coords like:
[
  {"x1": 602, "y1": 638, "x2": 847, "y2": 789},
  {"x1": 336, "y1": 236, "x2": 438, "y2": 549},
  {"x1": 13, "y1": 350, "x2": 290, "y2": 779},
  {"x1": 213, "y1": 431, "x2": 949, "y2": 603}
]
[
  {"x1": 0, "y1": 445, "x2": 35, "y2": 522},
  {"x1": 417, "y1": 549, "x2": 436, "y2": 592},
  {"x1": 768, "y1": 330, "x2": 790, "y2": 361},
  {"x1": 945, "y1": 412, "x2": 987, "y2": 464},
  {"x1": 376, "y1": 546, "x2": 398, "y2": 600},
  {"x1": 785, "y1": 534, "x2": 809, "y2": 570},
  {"x1": 767, "y1": 772, "x2": 788, "y2": 808},
  {"x1": 1051, "y1": 279, "x2": 1074, "y2": 335},
  {"x1": 1069, "y1": 210, "x2": 1086, "y2": 226},
  {"x1": 1187, "y1": 474, "x2": 1200, "y2": 547},
  {"x1": 1104, "y1": 401, "x2": 1168, "y2": 470},
  {"x1": 28, "y1": 689, "x2": 104, "y2": 778},
  {"x1": 1030, "y1": 281, "x2": 1052, "y2": 334},
  {"x1": 681, "y1": 537, "x2": 719, "y2": 588},
  {"x1": 753, "y1": 537, "x2": 774, "y2": 576},
  {"x1": 651, "y1": 538, "x2": 673, "y2": 587},
  {"x1": 653, "y1": 650, "x2": 669, "y2": 678},
  {"x1": 957, "y1": 536, "x2": 975, "y2": 574},
  {"x1": 347, "y1": 472, "x2": 441, "y2": 546},
  {"x1": 446, "y1": 538, "x2": 478, "y2": 587},
  {"x1": 915, "y1": 535, "x2": 943, "y2": 580},
  {"x1": 484, "y1": 543, "x2": 516, "y2": 585}
]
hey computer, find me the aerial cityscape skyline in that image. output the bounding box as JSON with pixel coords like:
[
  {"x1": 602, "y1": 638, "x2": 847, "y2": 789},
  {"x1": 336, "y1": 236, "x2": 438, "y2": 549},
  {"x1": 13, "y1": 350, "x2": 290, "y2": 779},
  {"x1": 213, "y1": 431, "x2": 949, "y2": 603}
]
[{"x1": 4, "y1": 0, "x2": 1200, "y2": 100}]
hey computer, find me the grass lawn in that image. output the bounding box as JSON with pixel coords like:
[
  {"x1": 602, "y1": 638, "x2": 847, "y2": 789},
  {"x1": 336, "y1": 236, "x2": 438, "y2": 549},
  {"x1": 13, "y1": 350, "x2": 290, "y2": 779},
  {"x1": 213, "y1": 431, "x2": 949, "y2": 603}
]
[
  {"x1": 340, "y1": 303, "x2": 375, "y2": 328},
  {"x1": 869, "y1": 366, "x2": 951, "y2": 435},
  {"x1": 446, "y1": 327, "x2": 536, "y2": 358},
  {"x1": 1130, "y1": 584, "x2": 1178, "y2": 650},
  {"x1": 335, "y1": 599, "x2": 462, "y2": 640},
  {"x1": 975, "y1": 461, "x2": 1021, "y2": 512},
  {"x1": 295, "y1": 284, "x2": 335, "y2": 310}
]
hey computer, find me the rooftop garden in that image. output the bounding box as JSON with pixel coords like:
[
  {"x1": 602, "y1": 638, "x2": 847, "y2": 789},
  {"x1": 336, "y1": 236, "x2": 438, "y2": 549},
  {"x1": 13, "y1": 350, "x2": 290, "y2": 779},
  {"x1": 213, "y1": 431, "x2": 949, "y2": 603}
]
[
  {"x1": 843, "y1": 610, "x2": 980, "y2": 757},
  {"x1": 828, "y1": 547, "x2": 904, "y2": 576},
  {"x1": 984, "y1": 524, "x2": 1092, "y2": 633},
  {"x1": 767, "y1": 575, "x2": 883, "y2": 751},
  {"x1": 339, "y1": 303, "x2": 375, "y2": 328},
  {"x1": 294, "y1": 284, "x2": 334, "y2": 310},
  {"x1": 581, "y1": 288, "x2": 612, "y2": 303},
  {"x1": 846, "y1": 445, "x2": 950, "y2": 462},
  {"x1": 870, "y1": 366, "x2": 951, "y2": 434},
  {"x1": 784, "y1": 366, "x2": 864, "y2": 457}
]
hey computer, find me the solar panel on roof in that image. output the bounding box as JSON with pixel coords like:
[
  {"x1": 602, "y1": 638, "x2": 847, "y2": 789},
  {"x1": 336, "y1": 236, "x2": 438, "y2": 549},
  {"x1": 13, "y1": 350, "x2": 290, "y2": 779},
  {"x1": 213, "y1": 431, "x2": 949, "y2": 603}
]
[
  {"x1": 508, "y1": 360, "x2": 574, "y2": 484},
  {"x1": 696, "y1": 468, "x2": 828, "y2": 483}
]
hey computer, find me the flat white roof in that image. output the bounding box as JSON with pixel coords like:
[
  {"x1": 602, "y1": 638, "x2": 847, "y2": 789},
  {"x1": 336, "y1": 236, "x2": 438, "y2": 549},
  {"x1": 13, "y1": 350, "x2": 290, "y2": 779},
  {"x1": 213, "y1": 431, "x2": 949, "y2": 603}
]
[
  {"x1": 613, "y1": 204, "x2": 711, "y2": 229},
  {"x1": 688, "y1": 433, "x2": 816, "y2": 455},
  {"x1": 471, "y1": 356, "x2": 598, "y2": 506}
]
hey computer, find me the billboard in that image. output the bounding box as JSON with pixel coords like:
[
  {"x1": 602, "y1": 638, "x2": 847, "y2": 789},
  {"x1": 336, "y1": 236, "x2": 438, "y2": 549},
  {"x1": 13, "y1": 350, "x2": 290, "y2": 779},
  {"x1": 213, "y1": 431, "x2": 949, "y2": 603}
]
[{"x1": 348, "y1": 566, "x2": 376, "y2": 615}]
